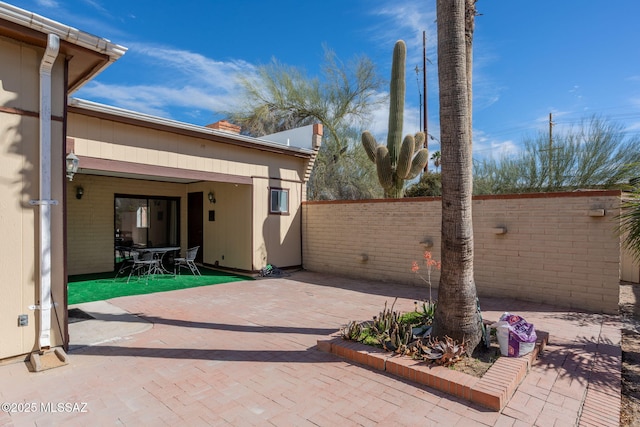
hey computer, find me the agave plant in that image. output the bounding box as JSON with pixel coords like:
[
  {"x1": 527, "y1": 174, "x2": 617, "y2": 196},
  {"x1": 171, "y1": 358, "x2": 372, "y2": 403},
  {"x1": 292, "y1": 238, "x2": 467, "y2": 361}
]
[
  {"x1": 418, "y1": 336, "x2": 467, "y2": 366},
  {"x1": 417, "y1": 299, "x2": 437, "y2": 324}
]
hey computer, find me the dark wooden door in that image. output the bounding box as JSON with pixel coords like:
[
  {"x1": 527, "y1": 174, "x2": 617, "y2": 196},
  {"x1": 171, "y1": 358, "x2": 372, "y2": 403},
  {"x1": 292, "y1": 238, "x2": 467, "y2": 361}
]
[{"x1": 187, "y1": 192, "x2": 204, "y2": 263}]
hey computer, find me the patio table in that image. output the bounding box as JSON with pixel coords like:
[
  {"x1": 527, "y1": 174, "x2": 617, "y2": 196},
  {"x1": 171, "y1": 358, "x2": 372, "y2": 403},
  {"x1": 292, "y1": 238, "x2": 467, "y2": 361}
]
[{"x1": 137, "y1": 247, "x2": 180, "y2": 274}]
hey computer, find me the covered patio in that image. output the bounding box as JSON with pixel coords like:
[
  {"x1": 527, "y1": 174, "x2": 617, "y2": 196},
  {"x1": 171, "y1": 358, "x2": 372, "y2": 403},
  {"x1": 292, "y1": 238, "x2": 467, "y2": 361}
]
[{"x1": 65, "y1": 99, "x2": 322, "y2": 276}]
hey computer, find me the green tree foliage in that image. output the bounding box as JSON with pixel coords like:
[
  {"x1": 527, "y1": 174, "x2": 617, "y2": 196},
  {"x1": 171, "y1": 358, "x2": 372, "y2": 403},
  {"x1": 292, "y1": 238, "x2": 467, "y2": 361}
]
[
  {"x1": 474, "y1": 116, "x2": 640, "y2": 194},
  {"x1": 222, "y1": 48, "x2": 385, "y2": 200},
  {"x1": 404, "y1": 172, "x2": 442, "y2": 197}
]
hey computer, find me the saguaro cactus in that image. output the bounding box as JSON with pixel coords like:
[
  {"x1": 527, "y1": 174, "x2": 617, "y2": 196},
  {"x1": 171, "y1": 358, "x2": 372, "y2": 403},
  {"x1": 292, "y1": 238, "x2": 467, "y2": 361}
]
[{"x1": 362, "y1": 40, "x2": 429, "y2": 198}]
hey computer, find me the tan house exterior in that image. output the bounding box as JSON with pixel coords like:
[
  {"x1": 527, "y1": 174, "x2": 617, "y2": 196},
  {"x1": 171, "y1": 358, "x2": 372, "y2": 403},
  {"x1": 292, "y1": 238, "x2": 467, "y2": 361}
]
[
  {"x1": 0, "y1": 3, "x2": 320, "y2": 361},
  {"x1": 66, "y1": 101, "x2": 321, "y2": 275}
]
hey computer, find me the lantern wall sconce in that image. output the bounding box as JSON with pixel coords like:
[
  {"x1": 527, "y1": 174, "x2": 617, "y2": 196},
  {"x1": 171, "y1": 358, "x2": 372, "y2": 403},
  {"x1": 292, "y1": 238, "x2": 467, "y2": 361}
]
[
  {"x1": 208, "y1": 191, "x2": 216, "y2": 204},
  {"x1": 66, "y1": 152, "x2": 79, "y2": 181},
  {"x1": 75, "y1": 186, "x2": 84, "y2": 200}
]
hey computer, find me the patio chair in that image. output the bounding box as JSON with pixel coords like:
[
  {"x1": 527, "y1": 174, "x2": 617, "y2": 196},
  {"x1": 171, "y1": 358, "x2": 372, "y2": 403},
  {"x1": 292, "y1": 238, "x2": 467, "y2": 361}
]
[
  {"x1": 115, "y1": 246, "x2": 135, "y2": 278},
  {"x1": 174, "y1": 246, "x2": 201, "y2": 276},
  {"x1": 127, "y1": 251, "x2": 162, "y2": 283}
]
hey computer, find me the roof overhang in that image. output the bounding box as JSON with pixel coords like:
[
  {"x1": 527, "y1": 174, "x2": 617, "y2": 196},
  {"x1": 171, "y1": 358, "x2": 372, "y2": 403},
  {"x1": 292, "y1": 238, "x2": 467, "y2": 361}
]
[
  {"x1": 68, "y1": 98, "x2": 316, "y2": 158},
  {"x1": 0, "y1": 2, "x2": 126, "y2": 93},
  {"x1": 76, "y1": 155, "x2": 253, "y2": 185}
]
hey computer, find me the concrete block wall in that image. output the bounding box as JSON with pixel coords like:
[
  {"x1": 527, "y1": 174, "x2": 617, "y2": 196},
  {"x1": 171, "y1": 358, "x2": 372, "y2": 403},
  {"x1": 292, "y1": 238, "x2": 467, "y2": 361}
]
[{"x1": 302, "y1": 191, "x2": 621, "y2": 314}]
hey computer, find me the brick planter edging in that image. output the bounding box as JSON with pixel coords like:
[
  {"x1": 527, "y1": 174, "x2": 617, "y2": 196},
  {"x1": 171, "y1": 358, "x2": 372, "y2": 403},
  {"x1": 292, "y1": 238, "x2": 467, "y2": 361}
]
[{"x1": 317, "y1": 332, "x2": 548, "y2": 411}]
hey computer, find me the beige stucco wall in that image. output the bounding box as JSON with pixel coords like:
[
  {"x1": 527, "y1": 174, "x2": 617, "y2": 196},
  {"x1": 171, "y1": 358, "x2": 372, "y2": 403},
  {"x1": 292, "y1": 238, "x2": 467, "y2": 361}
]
[
  {"x1": 67, "y1": 113, "x2": 306, "y2": 183},
  {"x1": 189, "y1": 181, "x2": 253, "y2": 270},
  {"x1": 66, "y1": 112, "x2": 310, "y2": 274},
  {"x1": 302, "y1": 191, "x2": 621, "y2": 314},
  {"x1": 252, "y1": 178, "x2": 303, "y2": 269},
  {"x1": 0, "y1": 36, "x2": 66, "y2": 359}
]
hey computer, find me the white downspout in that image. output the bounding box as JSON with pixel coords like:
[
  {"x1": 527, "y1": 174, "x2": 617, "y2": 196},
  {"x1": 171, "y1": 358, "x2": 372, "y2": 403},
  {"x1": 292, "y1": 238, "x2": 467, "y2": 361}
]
[{"x1": 36, "y1": 34, "x2": 60, "y2": 350}]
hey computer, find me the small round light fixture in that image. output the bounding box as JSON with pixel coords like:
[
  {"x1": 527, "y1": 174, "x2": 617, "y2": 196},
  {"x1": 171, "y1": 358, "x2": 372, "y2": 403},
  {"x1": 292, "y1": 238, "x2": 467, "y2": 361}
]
[
  {"x1": 208, "y1": 191, "x2": 216, "y2": 204},
  {"x1": 76, "y1": 186, "x2": 84, "y2": 200}
]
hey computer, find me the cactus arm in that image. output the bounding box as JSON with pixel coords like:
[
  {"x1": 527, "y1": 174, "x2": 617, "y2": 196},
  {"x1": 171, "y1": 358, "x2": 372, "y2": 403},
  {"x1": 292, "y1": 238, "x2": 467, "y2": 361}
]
[
  {"x1": 362, "y1": 131, "x2": 378, "y2": 163},
  {"x1": 414, "y1": 132, "x2": 426, "y2": 153},
  {"x1": 406, "y1": 148, "x2": 430, "y2": 180},
  {"x1": 386, "y1": 40, "x2": 406, "y2": 166},
  {"x1": 375, "y1": 146, "x2": 393, "y2": 189},
  {"x1": 396, "y1": 134, "x2": 415, "y2": 179}
]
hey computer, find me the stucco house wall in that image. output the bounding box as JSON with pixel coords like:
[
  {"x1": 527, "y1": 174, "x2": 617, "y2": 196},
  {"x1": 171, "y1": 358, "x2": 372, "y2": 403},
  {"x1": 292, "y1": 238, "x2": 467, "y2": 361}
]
[
  {"x1": 66, "y1": 108, "x2": 318, "y2": 274},
  {"x1": 0, "y1": 33, "x2": 66, "y2": 358}
]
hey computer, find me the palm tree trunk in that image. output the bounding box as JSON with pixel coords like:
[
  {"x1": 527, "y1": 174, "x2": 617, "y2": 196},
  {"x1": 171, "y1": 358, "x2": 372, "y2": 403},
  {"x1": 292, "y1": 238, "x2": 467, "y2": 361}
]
[{"x1": 432, "y1": 0, "x2": 481, "y2": 353}]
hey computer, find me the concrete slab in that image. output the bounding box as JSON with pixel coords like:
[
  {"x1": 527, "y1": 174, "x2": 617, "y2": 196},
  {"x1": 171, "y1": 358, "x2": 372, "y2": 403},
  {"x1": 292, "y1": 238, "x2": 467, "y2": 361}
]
[{"x1": 68, "y1": 300, "x2": 152, "y2": 350}]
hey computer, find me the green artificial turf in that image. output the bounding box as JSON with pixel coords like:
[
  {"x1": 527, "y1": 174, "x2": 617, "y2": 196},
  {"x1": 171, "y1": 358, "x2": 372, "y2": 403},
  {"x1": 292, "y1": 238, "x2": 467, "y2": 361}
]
[{"x1": 68, "y1": 267, "x2": 251, "y2": 305}]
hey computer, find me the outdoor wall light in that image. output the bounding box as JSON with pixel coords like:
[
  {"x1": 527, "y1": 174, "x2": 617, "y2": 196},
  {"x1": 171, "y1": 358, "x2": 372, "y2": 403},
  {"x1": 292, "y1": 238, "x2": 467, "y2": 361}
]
[
  {"x1": 66, "y1": 152, "x2": 79, "y2": 181},
  {"x1": 492, "y1": 227, "x2": 507, "y2": 235},
  {"x1": 420, "y1": 239, "x2": 434, "y2": 248},
  {"x1": 208, "y1": 191, "x2": 216, "y2": 204},
  {"x1": 75, "y1": 186, "x2": 84, "y2": 200}
]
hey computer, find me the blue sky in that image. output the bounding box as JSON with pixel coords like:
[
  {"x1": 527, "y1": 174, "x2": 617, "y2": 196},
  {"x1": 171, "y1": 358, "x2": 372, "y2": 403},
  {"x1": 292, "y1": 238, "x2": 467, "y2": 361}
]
[{"x1": 8, "y1": 0, "x2": 640, "y2": 161}]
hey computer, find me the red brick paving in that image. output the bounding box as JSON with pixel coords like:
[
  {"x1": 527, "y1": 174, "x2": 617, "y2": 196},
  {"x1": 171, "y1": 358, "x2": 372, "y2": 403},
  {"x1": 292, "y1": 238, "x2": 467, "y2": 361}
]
[{"x1": 0, "y1": 271, "x2": 622, "y2": 426}]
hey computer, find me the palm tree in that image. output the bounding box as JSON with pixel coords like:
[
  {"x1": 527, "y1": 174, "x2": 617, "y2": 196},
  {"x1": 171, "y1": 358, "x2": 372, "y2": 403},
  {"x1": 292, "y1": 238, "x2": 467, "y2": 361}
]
[
  {"x1": 432, "y1": 0, "x2": 482, "y2": 354},
  {"x1": 431, "y1": 150, "x2": 441, "y2": 172}
]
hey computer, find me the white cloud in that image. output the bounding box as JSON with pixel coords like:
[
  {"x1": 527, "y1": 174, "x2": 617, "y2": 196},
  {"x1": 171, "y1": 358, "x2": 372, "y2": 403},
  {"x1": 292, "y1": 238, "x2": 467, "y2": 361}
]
[
  {"x1": 35, "y1": 0, "x2": 58, "y2": 7},
  {"x1": 81, "y1": 0, "x2": 110, "y2": 16},
  {"x1": 77, "y1": 82, "x2": 240, "y2": 118},
  {"x1": 75, "y1": 43, "x2": 257, "y2": 123},
  {"x1": 371, "y1": 1, "x2": 437, "y2": 67},
  {"x1": 126, "y1": 43, "x2": 255, "y2": 91},
  {"x1": 473, "y1": 130, "x2": 521, "y2": 161}
]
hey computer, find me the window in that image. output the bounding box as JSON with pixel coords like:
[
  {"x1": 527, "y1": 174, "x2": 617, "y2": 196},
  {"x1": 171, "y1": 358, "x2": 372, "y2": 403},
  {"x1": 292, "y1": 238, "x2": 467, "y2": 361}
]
[
  {"x1": 115, "y1": 195, "x2": 180, "y2": 249},
  {"x1": 269, "y1": 188, "x2": 289, "y2": 214},
  {"x1": 136, "y1": 206, "x2": 149, "y2": 228}
]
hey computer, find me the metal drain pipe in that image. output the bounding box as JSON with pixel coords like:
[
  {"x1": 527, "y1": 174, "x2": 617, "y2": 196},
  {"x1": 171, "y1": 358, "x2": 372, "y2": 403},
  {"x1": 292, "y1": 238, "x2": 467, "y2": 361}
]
[{"x1": 32, "y1": 33, "x2": 60, "y2": 350}]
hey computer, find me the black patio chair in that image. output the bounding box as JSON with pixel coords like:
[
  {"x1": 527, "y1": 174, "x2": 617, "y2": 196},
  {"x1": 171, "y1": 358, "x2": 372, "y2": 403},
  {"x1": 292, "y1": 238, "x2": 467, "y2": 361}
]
[{"x1": 174, "y1": 246, "x2": 201, "y2": 276}]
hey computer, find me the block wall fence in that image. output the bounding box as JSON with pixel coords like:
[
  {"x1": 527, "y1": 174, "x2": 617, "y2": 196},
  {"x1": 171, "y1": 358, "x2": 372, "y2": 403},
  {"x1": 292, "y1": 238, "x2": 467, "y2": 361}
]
[{"x1": 302, "y1": 190, "x2": 622, "y2": 314}]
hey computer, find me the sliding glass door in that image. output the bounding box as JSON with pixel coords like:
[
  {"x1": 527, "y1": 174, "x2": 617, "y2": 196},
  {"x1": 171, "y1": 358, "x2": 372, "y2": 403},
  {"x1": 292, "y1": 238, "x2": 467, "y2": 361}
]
[{"x1": 115, "y1": 195, "x2": 180, "y2": 249}]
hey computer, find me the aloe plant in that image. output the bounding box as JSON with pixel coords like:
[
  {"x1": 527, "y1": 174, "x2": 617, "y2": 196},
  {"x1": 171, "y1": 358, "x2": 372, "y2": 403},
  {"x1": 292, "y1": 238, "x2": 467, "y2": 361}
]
[{"x1": 362, "y1": 40, "x2": 429, "y2": 198}]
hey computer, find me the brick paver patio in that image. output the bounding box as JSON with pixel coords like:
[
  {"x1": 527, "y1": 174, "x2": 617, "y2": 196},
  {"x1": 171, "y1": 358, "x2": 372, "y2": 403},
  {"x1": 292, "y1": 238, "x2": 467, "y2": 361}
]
[{"x1": 0, "y1": 271, "x2": 621, "y2": 426}]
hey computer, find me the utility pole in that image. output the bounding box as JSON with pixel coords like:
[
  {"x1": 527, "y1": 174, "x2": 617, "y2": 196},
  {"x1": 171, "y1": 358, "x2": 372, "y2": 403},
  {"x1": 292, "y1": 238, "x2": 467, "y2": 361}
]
[
  {"x1": 549, "y1": 112, "x2": 554, "y2": 182},
  {"x1": 415, "y1": 65, "x2": 422, "y2": 131},
  {"x1": 422, "y1": 30, "x2": 428, "y2": 173}
]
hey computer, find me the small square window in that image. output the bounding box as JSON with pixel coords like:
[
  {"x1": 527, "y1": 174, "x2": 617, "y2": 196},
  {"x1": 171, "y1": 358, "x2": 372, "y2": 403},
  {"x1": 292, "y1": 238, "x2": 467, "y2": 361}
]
[{"x1": 270, "y1": 188, "x2": 289, "y2": 214}]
